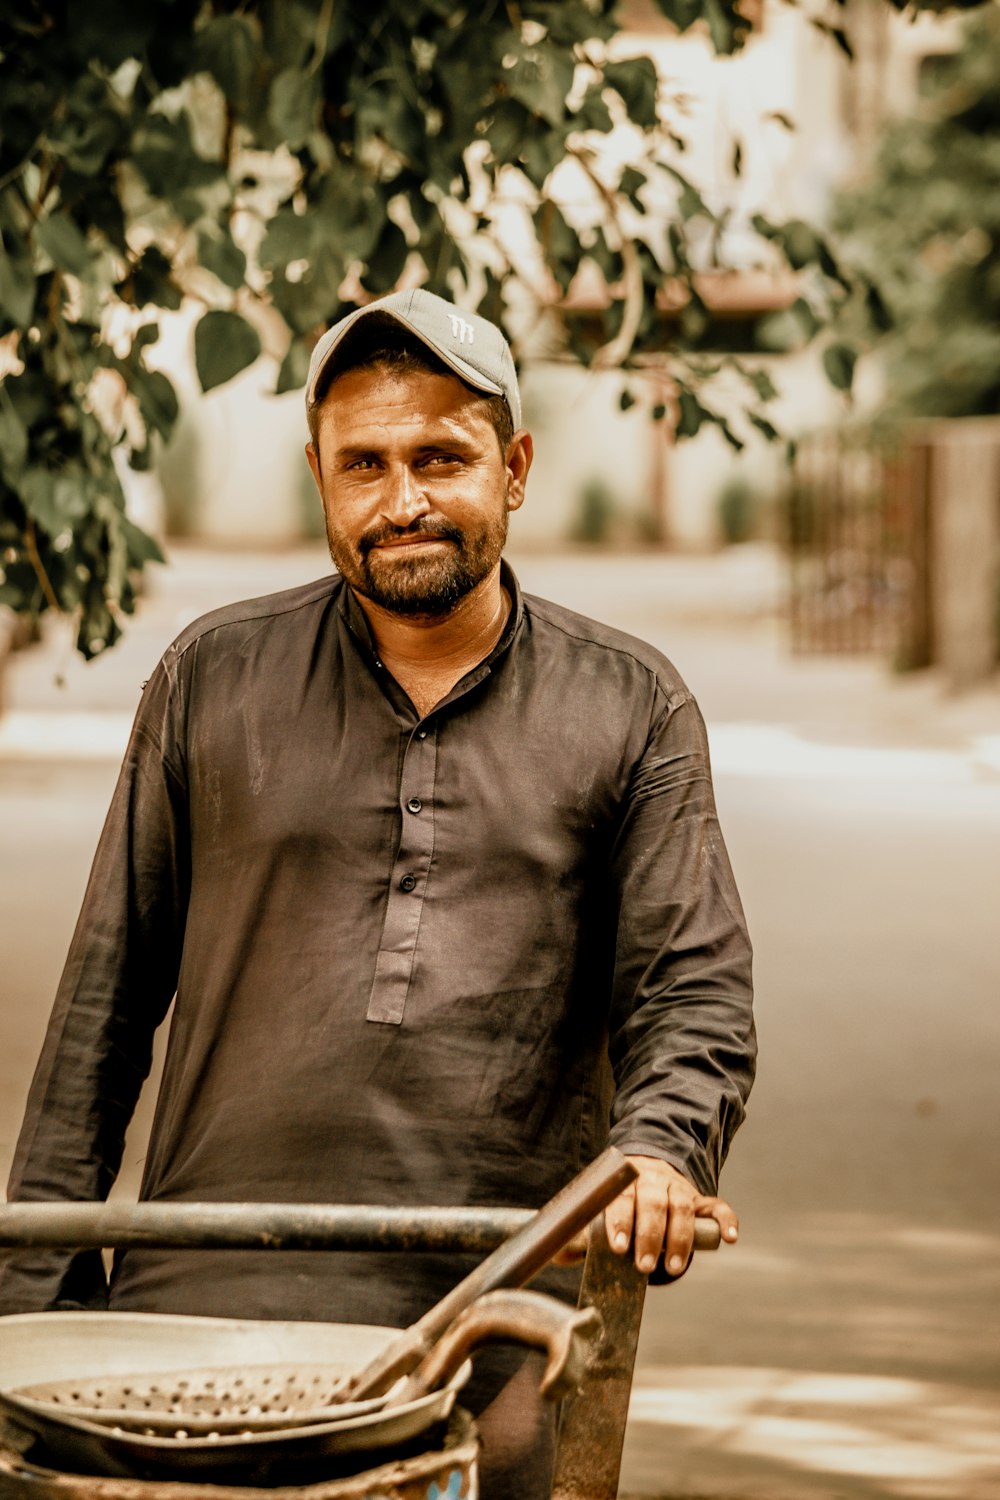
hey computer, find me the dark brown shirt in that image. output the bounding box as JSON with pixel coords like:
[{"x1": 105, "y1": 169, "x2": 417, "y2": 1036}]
[{"x1": 1, "y1": 564, "x2": 755, "y2": 1325}]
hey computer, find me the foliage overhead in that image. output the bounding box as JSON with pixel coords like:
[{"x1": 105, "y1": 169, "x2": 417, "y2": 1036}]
[
  {"x1": 833, "y1": 5, "x2": 1000, "y2": 420},
  {"x1": 0, "y1": 0, "x2": 862, "y2": 656}
]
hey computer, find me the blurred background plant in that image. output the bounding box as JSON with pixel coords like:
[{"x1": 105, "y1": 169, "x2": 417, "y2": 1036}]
[
  {"x1": 833, "y1": 4, "x2": 1000, "y2": 420},
  {"x1": 0, "y1": 0, "x2": 868, "y2": 658}
]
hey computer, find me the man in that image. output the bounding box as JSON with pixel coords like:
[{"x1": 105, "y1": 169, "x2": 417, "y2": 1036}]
[{"x1": 1, "y1": 290, "x2": 755, "y2": 1496}]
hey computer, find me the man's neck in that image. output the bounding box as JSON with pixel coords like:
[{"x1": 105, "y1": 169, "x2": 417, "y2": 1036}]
[{"x1": 353, "y1": 567, "x2": 511, "y2": 717}]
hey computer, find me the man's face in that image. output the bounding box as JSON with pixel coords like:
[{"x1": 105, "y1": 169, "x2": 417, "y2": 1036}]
[{"x1": 306, "y1": 364, "x2": 531, "y2": 617}]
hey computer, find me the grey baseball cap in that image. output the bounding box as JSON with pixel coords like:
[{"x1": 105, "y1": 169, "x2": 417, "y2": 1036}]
[{"x1": 305, "y1": 288, "x2": 521, "y2": 429}]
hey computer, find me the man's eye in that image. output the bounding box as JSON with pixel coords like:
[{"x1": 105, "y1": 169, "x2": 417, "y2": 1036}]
[
  {"x1": 424, "y1": 453, "x2": 461, "y2": 467},
  {"x1": 347, "y1": 458, "x2": 377, "y2": 471}
]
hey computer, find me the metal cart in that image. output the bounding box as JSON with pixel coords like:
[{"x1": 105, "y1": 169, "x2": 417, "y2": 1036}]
[{"x1": 0, "y1": 1158, "x2": 716, "y2": 1498}]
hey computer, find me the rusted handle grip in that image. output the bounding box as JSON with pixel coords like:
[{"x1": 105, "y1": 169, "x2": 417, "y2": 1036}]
[
  {"x1": 693, "y1": 1219, "x2": 722, "y2": 1252},
  {"x1": 390, "y1": 1290, "x2": 603, "y2": 1407}
]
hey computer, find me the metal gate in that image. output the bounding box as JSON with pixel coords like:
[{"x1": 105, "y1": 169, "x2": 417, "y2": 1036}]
[{"x1": 786, "y1": 429, "x2": 932, "y2": 667}]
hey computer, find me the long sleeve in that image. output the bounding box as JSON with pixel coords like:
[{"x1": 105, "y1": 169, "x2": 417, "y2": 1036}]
[
  {"x1": 607, "y1": 693, "x2": 755, "y2": 1196},
  {"x1": 0, "y1": 658, "x2": 190, "y2": 1312}
]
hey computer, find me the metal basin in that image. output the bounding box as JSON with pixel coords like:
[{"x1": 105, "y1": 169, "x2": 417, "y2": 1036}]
[{"x1": 0, "y1": 1312, "x2": 465, "y2": 1484}]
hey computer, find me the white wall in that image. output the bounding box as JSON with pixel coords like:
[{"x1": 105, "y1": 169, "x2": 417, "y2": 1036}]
[{"x1": 151, "y1": 305, "x2": 316, "y2": 546}]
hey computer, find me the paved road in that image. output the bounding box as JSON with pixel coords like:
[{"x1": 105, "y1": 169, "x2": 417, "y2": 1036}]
[{"x1": 1, "y1": 545, "x2": 999, "y2": 1498}]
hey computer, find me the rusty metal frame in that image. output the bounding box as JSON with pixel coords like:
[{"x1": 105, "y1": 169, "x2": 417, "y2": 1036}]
[
  {"x1": 0, "y1": 1202, "x2": 535, "y2": 1256},
  {"x1": 0, "y1": 1197, "x2": 664, "y2": 1499},
  {"x1": 552, "y1": 1217, "x2": 647, "y2": 1500},
  {"x1": 0, "y1": 1202, "x2": 716, "y2": 1258}
]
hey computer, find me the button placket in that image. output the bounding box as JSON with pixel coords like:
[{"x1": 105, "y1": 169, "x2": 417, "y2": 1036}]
[{"x1": 365, "y1": 722, "x2": 438, "y2": 1025}]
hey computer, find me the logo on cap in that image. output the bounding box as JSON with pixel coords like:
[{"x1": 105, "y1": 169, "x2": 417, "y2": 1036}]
[{"x1": 448, "y1": 314, "x2": 475, "y2": 345}]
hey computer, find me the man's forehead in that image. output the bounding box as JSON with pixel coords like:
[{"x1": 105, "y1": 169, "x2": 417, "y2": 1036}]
[{"x1": 315, "y1": 366, "x2": 495, "y2": 442}]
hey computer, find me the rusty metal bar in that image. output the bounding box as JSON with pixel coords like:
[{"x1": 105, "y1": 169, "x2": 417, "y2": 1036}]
[
  {"x1": 552, "y1": 1215, "x2": 649, "y2": 1500},
  {"x1": 0, "y1": 1201, "x2": 720, "y2": 1256},
  {"x1": 0, "y1": 1202, "x2": 533, "y2": 1255}
]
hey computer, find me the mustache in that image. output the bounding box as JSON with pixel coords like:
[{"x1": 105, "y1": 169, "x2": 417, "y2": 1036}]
[{"x1": 358, "y1": 519, "x2": 464, "y2": 557}]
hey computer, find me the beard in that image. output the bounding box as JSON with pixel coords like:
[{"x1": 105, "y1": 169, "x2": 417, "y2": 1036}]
[{"x1": 326, "y1": 508, "x2": 509, "y2": 616}]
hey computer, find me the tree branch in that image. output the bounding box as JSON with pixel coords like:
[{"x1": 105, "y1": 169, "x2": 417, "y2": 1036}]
[
  {"x1": 24, "y1": 519, "x2": 62, "y2": 614},
  {"x1": 564, "y1": 145, "x2": 644, "y2": 368}
]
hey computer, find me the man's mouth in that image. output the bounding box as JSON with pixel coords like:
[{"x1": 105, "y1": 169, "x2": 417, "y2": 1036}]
[
  {"x1": 374, "y1": 535, "x2": 448, "y2": 548},
  {"x1": 362, "y1": 526, "x2": 460, "y2": 557}
]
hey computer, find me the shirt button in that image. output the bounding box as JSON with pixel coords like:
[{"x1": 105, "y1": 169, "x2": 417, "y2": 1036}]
[
  {"x1": 416, "y1": 729, "x2": 428, "y2": 740},
  {"x1": 399, "y1": 873, "x2": 417, "y2": 892},
  {"x1": 406, "y1": 797, "x2": 423, "y2": 814}
]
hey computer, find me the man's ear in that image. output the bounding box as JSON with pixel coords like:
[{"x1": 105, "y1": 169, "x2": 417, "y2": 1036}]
[
  {"x1": 505, "y1": 430, "x2": 533, "y2": 513},
  {"x1": 305, "y1": 441, "x2": 322, "y2": 494}
]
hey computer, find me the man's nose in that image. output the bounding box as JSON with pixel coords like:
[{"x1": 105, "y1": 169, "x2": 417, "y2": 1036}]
[{"x1": 380, "y1": 464, "x2": 430, "y2": 526}]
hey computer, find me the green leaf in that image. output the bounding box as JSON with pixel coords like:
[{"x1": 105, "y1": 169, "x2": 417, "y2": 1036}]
[
  {"x1": 129, "y1": 245, "x2": 182, "y2": 311},
  {"x1": 354, "y1": 81, "x2": 426, "y2": 163},
  {"x1": 533, "y1": 199, "x2": 580, "y2": 294},
  {"x1": 544, "y1": 3, "x2": 616, "y2": 45},
  {"x1": 259, "y1": 206, "x2": 314, "y2": 269},
  {"x1": 792, "y1": 297, "x2": 822, "y2": 341},
  {"x1": 365, "y1": 220, "x2": 409, "y2": 294},
  {"x1": 482, "y1": 100, "x2": 532, "y2": 164},
  {"x1": 812, "y1": 19, "x2": 854, "y2": 59},
  {"x1": 0, "y1": 399, "x2": 28, "y2": 479},
  {"x1": 0, "y1": 243, "x2": 36, "y2": 325},
  {"x1": 55, "y1": 101, "x2": 124, "y2": 177},
  {"x1": 194, "y1": 310, "x2": 262, "y2": 393},
  {"x1": 742, "y1": 366, "x2": 778, "y2": 402},
  {"x1": 275, "y1": 336, "x2": 313, "y2": 396},
  {"x1": 604, "y1": 57, "x2": 659, "y2": 129},
  {"x1": 666, "y1": 166, "x2": 710, "y2": 221},
  {"x1": 751, "y1": 213, "x2": 780, "y2": 241},
  {"x1": 269, "y1": 66, "x2": 322, "y2": 150},
  {"x1": 619, "y1": 167, "x2": 647, "y2": 210},
  {"x1": 76, "y1": 599, "x2": 122, "y2": 660},
  {"x1": 778, "y1": 219, "x2": 823, "y2": 271},
  {"x1": 822, "y1": 341, "x2": 857, "y2": 392},
  {"x1": 65, "y1": 0, "x2": 157, "y2": 70},
  {"x1": 755, "y1": 309, "x2": 803, "y2": 353},
  {"x1": 718, "y1": 418, "x2": 745, "y2": 453},
  {"x1": 864, "y1": 280, "x2": 893, "y2": 334},
  {"x1": 35, "y1": 215, "x2": 93, "y2": 277},
  {"x1": 196, "y1": 228, "x2": 248, "y2": 291},
  {"x1": 703, "y1": 0, "x2": 742, "y2": 54},
  {"x1": 675, "y1": 389, "x2": 707, "y2": 438},
  {"x1": 519, "y1": 136, "x2": 558, "y2": 191},
  {"x1": 651, "y1": 0, "x2": 748, "y2": 51},
  {"x1": 587, "y1": 228, "x2": 623, "y2": 286},
  {"x1": 506, "y1": 42, "x2": 575, "y2": 128},
  {"x1": 748, "y1": 412, "x2": 780, "y2": 442},
  {"x1": 133, "y1": 369, "x2": 180, "y2": 439},
  {"x1": 132, "y1": 322, "x2": 160, "y2": 354},
  {"x1": 120, "y1": 514, "x2": 166, "y2": 567},
  {"x1": 575, "y1": 84, "x2": 613, "y2": 135},
  {"x1": 131, "y1": 114, "x2": 223, "y2": 201},
  {"x1": 21, "y1": 468, "x2": 90, "y2": 535},
  {"x1": 195, "y1": 15, "x2": 262, "y2": 115}
]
